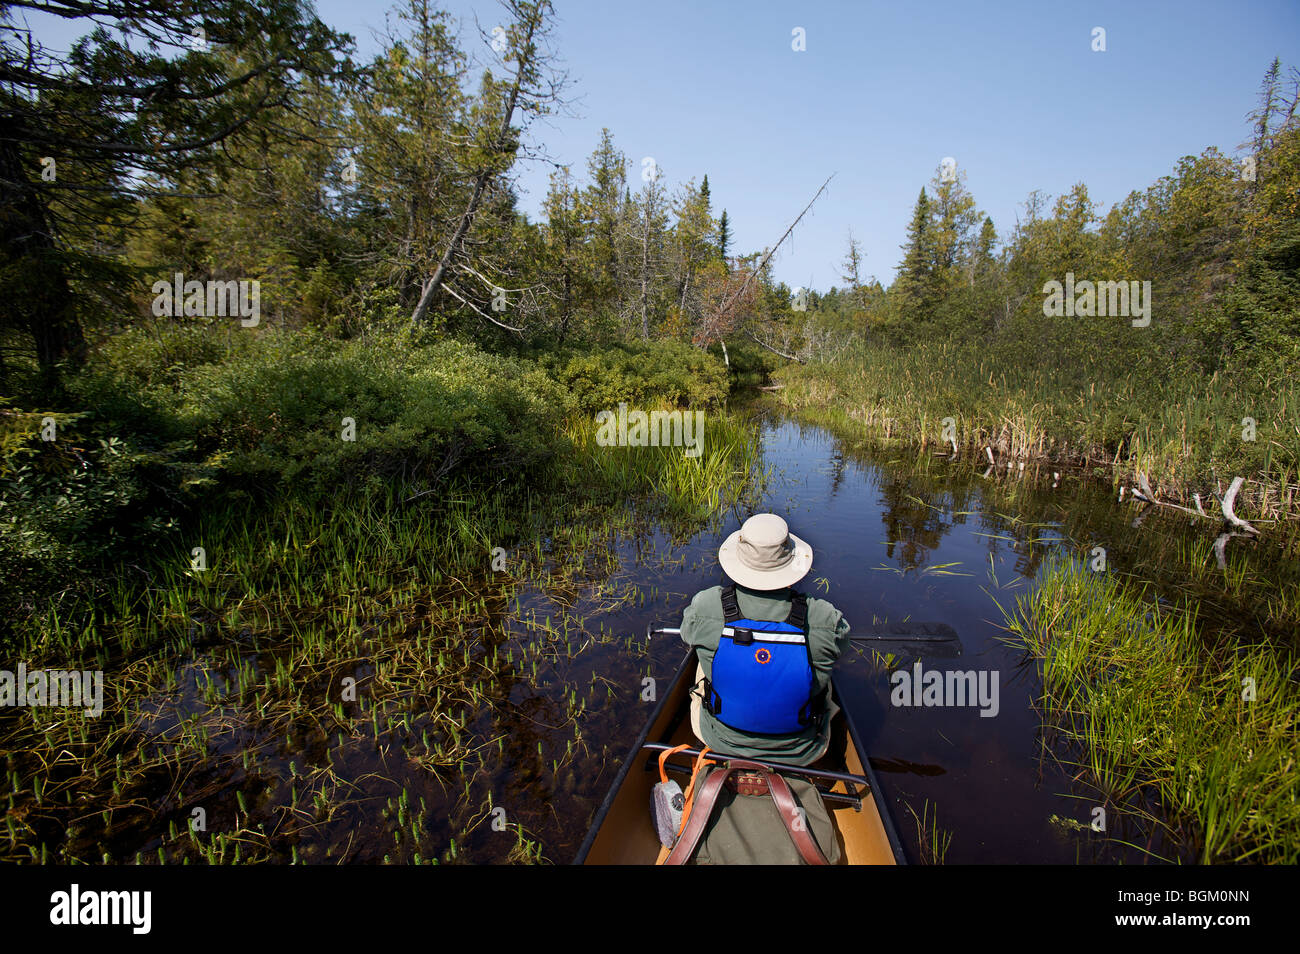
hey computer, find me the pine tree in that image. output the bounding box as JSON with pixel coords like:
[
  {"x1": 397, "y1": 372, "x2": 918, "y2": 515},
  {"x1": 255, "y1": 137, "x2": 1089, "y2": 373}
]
[
  {"x1": 0, "y1": 0, "x2": 351, "y2": 384},
  {"x1": 629, "y1": 171, "x2": 669, "y2": 339},
  {"x1": 350, "y1": 0, "x2": 468, "y2": 314},
  {"x1": 542, "y1": 167, "x2": 582, "y2": 342},
  {"x1": 973, "y1": 215, "x2": 998, "y2": 283},
  {"x1": 718, "y1": 209, "x2": 732, "y2": 265},
  {"x1": 672, "y1": 179, "x2": 716, "y2": 324},
  {"x1": 892, "y1": 189, "x2": 938, "y2": 317},
  {"x1": 583, "y1": 128, "x2": 628, "y2": 303},
  {"x1": 929, "y1": 165, "x2": 981, "y2": 294}
]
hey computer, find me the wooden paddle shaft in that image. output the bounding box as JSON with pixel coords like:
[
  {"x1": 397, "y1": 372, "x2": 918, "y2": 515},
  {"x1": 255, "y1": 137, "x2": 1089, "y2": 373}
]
[{"x1": 648, "y1": 625, "x2": 958, "y2": 642}]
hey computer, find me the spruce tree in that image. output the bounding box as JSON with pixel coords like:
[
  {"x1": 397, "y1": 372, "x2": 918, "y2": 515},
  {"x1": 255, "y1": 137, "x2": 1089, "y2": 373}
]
[{"x1": 892, "y1": 188, "x2": 937, "y2": 317}]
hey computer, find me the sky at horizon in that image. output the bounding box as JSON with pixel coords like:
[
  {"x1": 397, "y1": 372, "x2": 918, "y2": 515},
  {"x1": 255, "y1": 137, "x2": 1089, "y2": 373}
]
[{"x1": 17, "y1": 0, "x2": 1300, "y2": 291}]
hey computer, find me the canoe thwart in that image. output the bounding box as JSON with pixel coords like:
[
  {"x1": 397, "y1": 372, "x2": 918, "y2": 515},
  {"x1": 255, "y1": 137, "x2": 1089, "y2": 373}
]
[
  {"x1": 645, "y1": 758, "x2": 864, "y2": 809},
  {"x1": 640, "y1": 743, "x2": 872, "y2": 797}
]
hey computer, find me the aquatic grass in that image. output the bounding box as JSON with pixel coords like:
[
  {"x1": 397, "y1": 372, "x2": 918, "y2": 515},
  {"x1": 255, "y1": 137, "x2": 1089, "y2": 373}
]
[
  {"x1": 560, "y1": 407, "x2": 765, "y2": 521},
  {"x1": 774, "y1": 338, "x2": 1300, "y2": 518},
  {"x1": 904, "y1": 799, "x2": 952, "y2": 865},
  {"x1": 1, "y1": 406, "x2": 764, "y2": 864},
  {"x1": 998, "y1": 557, "x2": 1299, "y2": 863}
]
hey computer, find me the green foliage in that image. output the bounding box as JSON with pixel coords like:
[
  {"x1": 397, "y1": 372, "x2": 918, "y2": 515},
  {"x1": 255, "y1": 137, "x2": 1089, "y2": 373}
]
[
  {"x1": 537, "y1": 339, "x2": 728, "y2": 415},
  {"x1": 713, "y1": 339, "x2": 779, "y2": 389},
  {"x1": 1, "y1": 0, "x2": 355, "y2": 377},
  {"x1": 1001, "y1": 558, "x2": 1300, "y2": 863},
  {"x1": 0, "y1": 404, "x2": 201, "y2": 632},
  {"x1": 171, "y1": 328, "x2": 569, "y2": 492}
]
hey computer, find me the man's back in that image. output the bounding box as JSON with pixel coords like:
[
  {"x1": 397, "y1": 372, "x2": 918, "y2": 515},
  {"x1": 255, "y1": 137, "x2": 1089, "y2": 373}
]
[{"x1": 679, "y1": 582, "x2": 850, "y2": 765}]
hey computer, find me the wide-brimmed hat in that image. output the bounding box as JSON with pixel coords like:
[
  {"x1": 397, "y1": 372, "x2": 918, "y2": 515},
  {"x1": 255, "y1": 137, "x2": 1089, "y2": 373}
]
[{"x1": 718, "y1": 513, "x2": 813, "y2": 590}]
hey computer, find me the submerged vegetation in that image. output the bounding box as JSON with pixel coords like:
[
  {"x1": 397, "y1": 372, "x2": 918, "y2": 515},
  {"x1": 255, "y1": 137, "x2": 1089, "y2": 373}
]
[{"x1": 0, "y1": 0, "x2": 1294, "y2": 870}]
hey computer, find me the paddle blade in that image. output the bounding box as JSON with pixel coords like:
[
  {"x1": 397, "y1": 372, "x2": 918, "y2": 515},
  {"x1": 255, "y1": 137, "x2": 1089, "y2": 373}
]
[{"x1": 851, "y1": 622, "x2": 962, "y2": 658}]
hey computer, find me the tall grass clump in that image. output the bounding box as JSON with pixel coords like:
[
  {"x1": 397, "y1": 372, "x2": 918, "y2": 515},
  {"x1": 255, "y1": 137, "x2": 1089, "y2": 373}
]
[
  {"x1": 774, "y1": 335, "x2": 1299, "y2": 515},
  {"x1": 999, "y1": 557, "x2": 1299, "y2": 863}
]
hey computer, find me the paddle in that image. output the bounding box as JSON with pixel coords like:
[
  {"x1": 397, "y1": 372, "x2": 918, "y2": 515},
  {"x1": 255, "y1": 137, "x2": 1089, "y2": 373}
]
[{"x1": 648, "y1": 623, "x2": 962, "y2": 656}]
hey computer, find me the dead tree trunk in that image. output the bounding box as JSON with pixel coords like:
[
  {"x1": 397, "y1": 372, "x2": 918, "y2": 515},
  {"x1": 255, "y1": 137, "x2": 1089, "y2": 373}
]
[
  {"x1": 0, "y1": 136, "x2": 86, "y2": 384},
  {"x1": 409, "y1": 8, "x2": 543, "y2": 326}
]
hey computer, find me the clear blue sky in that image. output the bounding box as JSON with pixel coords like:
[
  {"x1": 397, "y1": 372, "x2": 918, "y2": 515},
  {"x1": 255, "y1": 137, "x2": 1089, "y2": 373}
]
[{"x1": 21, "y1": 0, "x2": 1300, "y2": 291}]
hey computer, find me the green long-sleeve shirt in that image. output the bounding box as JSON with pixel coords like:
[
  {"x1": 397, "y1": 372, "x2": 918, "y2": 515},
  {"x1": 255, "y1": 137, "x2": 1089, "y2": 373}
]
[{"x1": 679, "y1": 583, "x2": 851, "y2": 766}]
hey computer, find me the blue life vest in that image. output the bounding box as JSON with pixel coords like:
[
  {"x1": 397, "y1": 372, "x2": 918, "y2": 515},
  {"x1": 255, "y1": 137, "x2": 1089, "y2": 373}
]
[{"x1": 703, "y1": 585, "x2": 820, "y2": 735}]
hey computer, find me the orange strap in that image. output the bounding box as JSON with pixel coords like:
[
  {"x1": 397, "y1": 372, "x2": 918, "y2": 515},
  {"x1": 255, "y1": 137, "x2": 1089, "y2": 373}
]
[
  {"x1": 658, "y1": 744, "x2": 692, "y2": 784},
  {"x1": 655, "y1": 745, "x2": 717, "y2": 866},
  {"x1": 677, "y1": 747, "x2": 717, "y2": 838}
]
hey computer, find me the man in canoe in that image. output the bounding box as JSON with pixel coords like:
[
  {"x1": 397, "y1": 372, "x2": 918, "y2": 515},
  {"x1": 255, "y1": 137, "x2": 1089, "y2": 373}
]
[{"x1": 679, "y1": 513, "x2": 850, "y2": 766}]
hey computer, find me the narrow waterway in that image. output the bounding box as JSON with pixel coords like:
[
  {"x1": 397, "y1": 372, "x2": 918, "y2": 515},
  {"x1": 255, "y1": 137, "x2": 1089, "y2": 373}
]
[
  {"x1": 11, "y1": 404, "x2": 1283, "y2": 865},
  {"x1": 554, "y1": 404, "x2": 1287, "y2": 863}
]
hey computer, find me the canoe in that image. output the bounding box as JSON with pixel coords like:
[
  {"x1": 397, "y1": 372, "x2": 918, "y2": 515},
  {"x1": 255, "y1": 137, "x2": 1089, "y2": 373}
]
[{"x1": 575, "y1": 648, "x2": 905, "y2": 864}]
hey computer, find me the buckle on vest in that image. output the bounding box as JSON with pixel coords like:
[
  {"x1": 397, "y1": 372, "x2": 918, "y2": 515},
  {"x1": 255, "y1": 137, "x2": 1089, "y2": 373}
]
[{"x1": 729, "y1": 627, "x2": 753, "y2": 645}]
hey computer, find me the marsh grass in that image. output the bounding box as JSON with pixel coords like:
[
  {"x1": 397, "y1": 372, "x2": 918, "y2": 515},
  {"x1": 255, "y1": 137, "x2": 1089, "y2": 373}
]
[
  {"x1": 775, "y1": 340, "x2": 1300, "y2": 518},
  {"x1": 904, "y1": 799, "x2": 952, "y2": 865},
  {"x1": 0, "y1": 409, "x2": 763, "y2": 864},
  {"x1": 997, "y1": 558, "x2": 1299, "y2": 863}
]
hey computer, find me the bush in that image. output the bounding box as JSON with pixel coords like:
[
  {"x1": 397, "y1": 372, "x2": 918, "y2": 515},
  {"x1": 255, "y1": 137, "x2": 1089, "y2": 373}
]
[
  {"x1": 537, "y1": 339, "x2": 728, "y2": 415},
  {"x1": 0, "y1": 405, "x2": 200, "y2": 635},
  {"x1": 174, "y1": 327, "x2": 570, "y2": 492}
]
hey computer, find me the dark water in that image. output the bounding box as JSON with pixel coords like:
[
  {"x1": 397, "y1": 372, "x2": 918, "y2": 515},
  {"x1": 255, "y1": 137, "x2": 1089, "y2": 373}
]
[{"x1": 536, "y1": 406, "x2": 1286, "y2": 864}]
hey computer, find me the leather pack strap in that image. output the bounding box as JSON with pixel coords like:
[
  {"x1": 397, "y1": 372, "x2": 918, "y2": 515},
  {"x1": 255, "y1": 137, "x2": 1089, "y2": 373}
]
[
  {"x1": 665, "y1": 759, "x2": 831, "y2": 866},
  {"x1": 663, "y1": 765, "x2": 731, "y2": 865},
  {"x1": 765, "y1": 768, "x2": 831, "y2": 865},
  {"x1": 726, "y1": 759, "x2": 828, "y2": 865}
]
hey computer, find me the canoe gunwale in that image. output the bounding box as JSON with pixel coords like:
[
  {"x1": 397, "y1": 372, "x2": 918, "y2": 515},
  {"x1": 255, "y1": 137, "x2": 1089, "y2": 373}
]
[
  {"x1": 834, "y1": 671, "x2": 908, "y2": 864},
  {"x1": 641, "y1": 744, "x2": 868, "y2": 808},
  {"x1": 571, "y1": 649, "x2": 694, "y2": 864}
]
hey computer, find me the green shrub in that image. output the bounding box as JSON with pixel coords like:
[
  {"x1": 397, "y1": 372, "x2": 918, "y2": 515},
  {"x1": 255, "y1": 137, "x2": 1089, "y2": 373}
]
[
  {"x1": 0, "y1": 405, "x2": 202, "y2": 635},
  {"x1": 537, "y1": 339, "x2": 728, "y2": 415},
  {"x1": 175, "y1": 328, "x2": 570, "y2": 492}
]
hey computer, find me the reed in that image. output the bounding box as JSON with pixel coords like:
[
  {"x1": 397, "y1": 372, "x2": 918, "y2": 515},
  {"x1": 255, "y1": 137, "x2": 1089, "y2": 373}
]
[
  {"x1": 774, "y1": 338, "x2": 1300, "y2": 518},
  {"x1": 998, "y1": 557, "x2": 1299, "y2": 863}
]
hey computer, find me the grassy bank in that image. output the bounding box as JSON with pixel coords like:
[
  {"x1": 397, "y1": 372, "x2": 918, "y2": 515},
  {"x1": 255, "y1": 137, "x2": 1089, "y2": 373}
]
[
  {"x1": 1, "y1": 324, "x2": 761, "y2": 863},
  {"x1": 773, "y1": 338, "x2": 1300, "y2": 521},
  {"x1": 997, "y1": 558, "x2": 1299, "y2": 863}
]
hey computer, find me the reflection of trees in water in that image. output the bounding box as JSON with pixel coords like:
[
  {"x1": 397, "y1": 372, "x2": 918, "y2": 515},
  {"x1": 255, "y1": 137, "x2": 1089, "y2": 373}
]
[
  {"x1": 974, "y1": 506, "x2": 1051, "y2": 581},
  {"x1": 792, "y1": 412, "x2": 1296, "y2": 643},
  {"x1": 827, "y1": 451, "x2": 847, "y2": 496},
  {"x1": 876, "y1": 475, "x2": 952, "y2": 570},
  {"x1": 828, "y1": 438, "x2": 981, "y2": 572}
]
